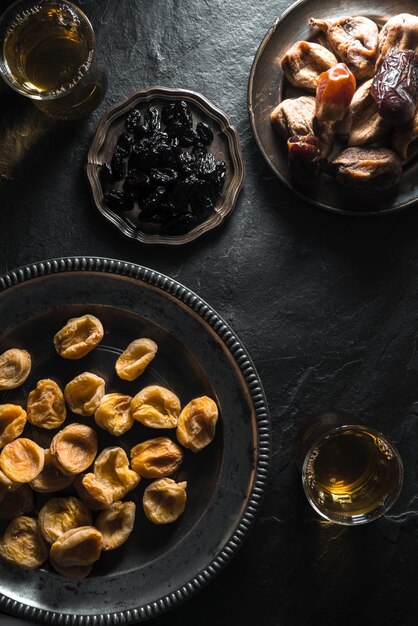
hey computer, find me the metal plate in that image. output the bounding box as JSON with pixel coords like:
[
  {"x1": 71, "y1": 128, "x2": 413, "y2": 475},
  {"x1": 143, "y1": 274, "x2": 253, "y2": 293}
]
[
  {"x1": 248, "y1": 0, "x2": 418, "y2": 216},
  {"x1": 87, "y1": 87, "x2": 245, "y2": 244},
  {"x1": 0, "y1": 258, "x2": 270, "y2": 625}
]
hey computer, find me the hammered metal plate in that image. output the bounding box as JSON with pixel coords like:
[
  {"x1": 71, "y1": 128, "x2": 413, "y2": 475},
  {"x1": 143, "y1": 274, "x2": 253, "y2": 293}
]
[
  {"x1": 0, "y1": 258, "x2": 270, "y2": 625},
  {"x1": 87, "y1": 87, "x2": 244, "y2": 244},
  {"x1": 248, "y1": 0, "x2": 418, "y2": 216}
]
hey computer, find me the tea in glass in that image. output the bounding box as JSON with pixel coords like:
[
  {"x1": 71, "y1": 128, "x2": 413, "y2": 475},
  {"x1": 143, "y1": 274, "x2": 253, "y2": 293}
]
[
  {"x1": 0, "y1": 0, "x2": 106, "y2": 119},
  {"x1": 302, "y1": 424, "x2": 403, "y2": 525}
]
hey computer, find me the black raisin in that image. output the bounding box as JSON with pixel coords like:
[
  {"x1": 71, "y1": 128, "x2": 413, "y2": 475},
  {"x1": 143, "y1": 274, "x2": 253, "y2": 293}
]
[
  {"x1": 144, "y1": 107, "x2": 161, "y2": 132},
  {"x1": 177, "y1": 152, "x2": 196, "y2": 177},
  {"x1": 150, "y1": 168, "x2": 178, "y2": 186},
  {"x1": 214, "y1": 161, "x2": 227, "y2": 191},
  {"x1": 161, "y1": 102, "x2": 176, "y2": 125},
  {"x1": 196, "y1": 122, "x2": 214, "y2": 145},
  {"x1": 142, "y1": 186, "x2": 167, "y2": 214},
  {"x1": 125, "y1": 108, "x2": 142, "y2": 133},
  {"x1": 104, "y1": 190, "x2": 134, "y2": 213},
  {"x1": 111, "y1": 146, "x2": 127, "y2": 180},
  {"x1": 196, "y1": 153, "x2": 217, "y2": 180},
  {"x1": 133, "y1": 123, "x2": 150, "y2": 142},
  {"x1": 117, "y1": 132, "x2": 134, "y2": 153},
  {"x1": 179, "y1": 129, "x2": 198, "y2": 147}
]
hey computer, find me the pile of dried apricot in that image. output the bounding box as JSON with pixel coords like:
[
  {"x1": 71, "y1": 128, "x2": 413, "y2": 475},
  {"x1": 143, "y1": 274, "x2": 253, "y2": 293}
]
[{"x1": 0, "y1": 314, "x2": 219, "y2": 579}]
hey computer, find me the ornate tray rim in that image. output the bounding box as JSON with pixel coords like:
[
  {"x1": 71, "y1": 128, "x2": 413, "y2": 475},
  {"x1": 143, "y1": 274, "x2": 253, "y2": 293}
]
[
  {"x1": 87, "y1": 86, "x2": 245, "y2": 245},
  {"x1": 0, "y1": 256, "x2": 270, "y2": 625}
]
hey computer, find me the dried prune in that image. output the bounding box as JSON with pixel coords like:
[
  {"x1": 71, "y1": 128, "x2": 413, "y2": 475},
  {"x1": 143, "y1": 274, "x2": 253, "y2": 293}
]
[
  {"x1": 196, "y1": 122, "x2": 214, "y2": 145},
  {"x1": 174, "y1": 101, "x2": 193, "y2": 130},
  {"x1": 110, "y1": 146, "x2": 126, "y2": 181},
  {"x1": 214, "y1": 161, "x2": 227, "y2": 191},
  {"x1": 141, "y1": 187, "x2": 166, "y2": 215},
  {"x1": 124, "y1": 169, "x2": 150, "y2": 190},
  {"x1": 150, "y1": 168, "x2": 178, "y2": 186},
  {"x1": 177, "y1": 152, "x2": 196, "y2": 176},
  {"x1": 144, "y1": 107, "x2": 161, "y2": 132},
  {"x1": 130, "y1": 140, "x2": 159, "y2": 170},
  {"x1": 133, "y1": 123, "x2": 150, "y2": 142},
  {"x1": 192, "y1": 181, "x2": 216, "y2": 214},
  {"x1": 371, "y1": 48, "x2": 418, "y2": 125},
  {"x1": 125, "y1": 108, "x2": 142, "y2": 133},
  {"x1": 104, "y1": 190, "x2": 134, "y2": 213}
]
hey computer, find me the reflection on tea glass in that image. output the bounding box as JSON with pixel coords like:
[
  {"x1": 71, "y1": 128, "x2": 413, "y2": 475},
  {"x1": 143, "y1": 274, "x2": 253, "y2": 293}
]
[
  {"x1": 0, "y1": 0, "x2": 107, "y2": 119},
  {"x1": 302, "y1": 424, "x2": 403, "y2": 526}
]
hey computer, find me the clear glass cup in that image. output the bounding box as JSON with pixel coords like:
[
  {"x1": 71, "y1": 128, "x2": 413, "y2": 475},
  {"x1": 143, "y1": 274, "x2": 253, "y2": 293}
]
[
  {"x1": 0, "y1": 0, "x2": 107, "y2": 120},
  {"x1": 301, "y1": 422, "x2": 403, "y2": 526}
]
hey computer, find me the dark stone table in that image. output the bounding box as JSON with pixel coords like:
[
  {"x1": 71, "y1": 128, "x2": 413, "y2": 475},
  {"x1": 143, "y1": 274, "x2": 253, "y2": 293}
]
[{"x1": 1, "y1": 1, "x2": 418, "y2": 624}]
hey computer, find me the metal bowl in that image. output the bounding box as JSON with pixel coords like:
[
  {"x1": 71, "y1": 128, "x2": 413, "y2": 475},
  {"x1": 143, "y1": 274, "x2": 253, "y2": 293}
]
[
  {"x1": 87, "y1": 87, "x2": 244, "y2": 244},
  {"x1": 248, "y1": 0, "x2": 418, "y2": 216}
]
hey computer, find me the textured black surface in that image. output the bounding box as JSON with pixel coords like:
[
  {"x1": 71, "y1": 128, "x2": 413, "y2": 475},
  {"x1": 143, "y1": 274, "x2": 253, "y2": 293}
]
[{"x1": 1, "y1": 0, "x2": 418, "y2": 625}]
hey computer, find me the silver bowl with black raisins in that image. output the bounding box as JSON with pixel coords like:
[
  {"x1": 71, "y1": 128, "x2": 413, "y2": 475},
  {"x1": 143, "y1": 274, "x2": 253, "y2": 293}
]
[{"x1": 87, "y1": 87, "x2": 244, "y2": 244}]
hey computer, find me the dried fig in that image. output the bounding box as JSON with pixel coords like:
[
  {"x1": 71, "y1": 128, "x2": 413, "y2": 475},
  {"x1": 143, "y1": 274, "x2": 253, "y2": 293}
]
[
  {"x1": 0, "y1": 349, "x2": 31, "y2": 391},
  {"x1": 281, "y1": 40, "x2": 338, "y2": 91},
  {"x1": 94, "y1": 393, "x2": 133, "y2": 436},
  {"x1": 50, "y1": 423, "x2": 97, "y2": 475},
  {"x1": 95, "y1": 501, "x2": 136, "y2": 550},
  {"x1": 38, "y1": 496, "x2": 92, "y2": 544},
  {"x1": 130, "y1": 437, "x2": 183, "y2": 478},
  {"x1": 74, "y1": 473, "x2": 113, "y2": 510},
  {"x1": 54, "y1": 314, "x2": 104, "y2": 360},
  {"x1": 30, "y1": 450, "x2": 74, "y2": 493},
  {"x1": 310, "y1": 16, "x2": 379, "y2": 80},
  {"x1": 0, "y1": 404, "x2": 27, "y2": 449},
  {"x1": 340, "y1": 79, "x2": 390, "y2": 146},
  {"x1": 377, "y1": 13, "x2": 418, "y2": 67},
  {"x1": 50, "y1": 526, "x2": 103, "y2": 568},
  {"x1": 0, "y1": 484, "x2": 34, "y2": 519},
  {"x1": 176, "y1": 396, "x2": 218, "y2": 452},
  {"x1": 131, "y1": 386, "x2": 181, "y2": 429},
  {"x1": 330, "y1": 147, "x2": 403, "y2": 190},
  {"x1": 27, "y1": 379, "x2": 66, "y2": 429},
  {"x1": 143, "y1": 478, "x2": 187, "y2": 524},
  {"x1": 94, "y1": 447, "x2": 140, "y2": 501},
  {"x1": 64, "y1": 372, "x2": 105, "y2": 416},
  {"x1": 0, "y1": 516, "x2": 48, "y2": 569},
  {"x1": 115, "y1": 338, "x2": 158, "y2": 381},
  {"x1": 0, "y1": 438, "x2": 45, "y2": 483},
  {"x1": 392, "y1": 107, "x2": 418, "y2": 160}
]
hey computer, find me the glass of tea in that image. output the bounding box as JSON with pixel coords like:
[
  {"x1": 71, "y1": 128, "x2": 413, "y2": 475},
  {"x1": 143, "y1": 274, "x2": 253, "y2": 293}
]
[
  {"x1": 0, "y1": 0, "x2": 107, "y2": 120},
  {"x1": 301, "y1": 423, "x2": 403, "y2": 525}
]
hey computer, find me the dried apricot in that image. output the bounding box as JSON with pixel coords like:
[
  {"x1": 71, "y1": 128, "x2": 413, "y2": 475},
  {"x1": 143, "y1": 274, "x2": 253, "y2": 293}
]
[
  {"x1": 50, "y1": 526, "x2": 103, "y2": 568},
  {"x1": 54, "y1": 314, "x2": 104, "y2": 360},
  {"x1": 143, "y1": 478, "x2": 187, "y2": 524},
  {"x1": 0, "y1": 516, "x2": 48, "y2": 569},
  {"x1": 115, "y1": 338, "x2": 158, "y2": 381},
  {"x1": 131, "y1": 385, "x2": 180, "y2": 429},
  {"x1": 0, "y1": 438, "x2": 45, "y2": 483},
  {"x1": 0, "y1": 484, "x2": 34, "y2": 519},
  {"x1": 93, "y1": 447, "x2": 140, "y2": 501},
  {"x1": 27, "y1": 379, "x2": 66, "y2": 429},
  {"x1": 130, "y1": 437, "x2": 183, "y2": 478},
  {"x1": 74, "y1": 473, "x2": 113, "y2": 510},
  {"x1": 176, "y1": 396, "x2": 218, "y2": 452},
  {"x1": 64, "y1": 372, "x2": 105, "y2": 416},
  {"x1": 95, "y1": 501, "x2": 136, "y2": 550},
  {"x1": 50, "y1": 423, "x2": 97, "y2": 475},
  {"x1": 0, "y1": 404, "x2": 27, "y2": 449},
  {"x1": 38, "y1": 496, "x2": 92, "y2": 544},
  {"x1": 94, "y1": 393, "x2": 133, "y2": 436},
  {"x1": 0, "y1": 349, "x2": 31, "y2": 391}
]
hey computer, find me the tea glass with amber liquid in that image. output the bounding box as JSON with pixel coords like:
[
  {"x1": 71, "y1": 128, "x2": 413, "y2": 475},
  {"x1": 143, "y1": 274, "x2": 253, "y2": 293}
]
[
  {"x1": 301, "y1": 423, "x2": 403, "y2": 525},
  {"x1": 0, "y1": 0, "x2": 107, "y2": 120}
]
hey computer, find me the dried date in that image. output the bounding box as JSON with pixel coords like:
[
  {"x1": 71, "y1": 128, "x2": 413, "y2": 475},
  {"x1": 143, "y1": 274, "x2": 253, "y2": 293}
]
[
  {"x1": 371, "y1": 48, "x2": 418, "y2": 125},
  {"x1": 287, "y1": 134, "x2": 320, "y2": 186}
]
